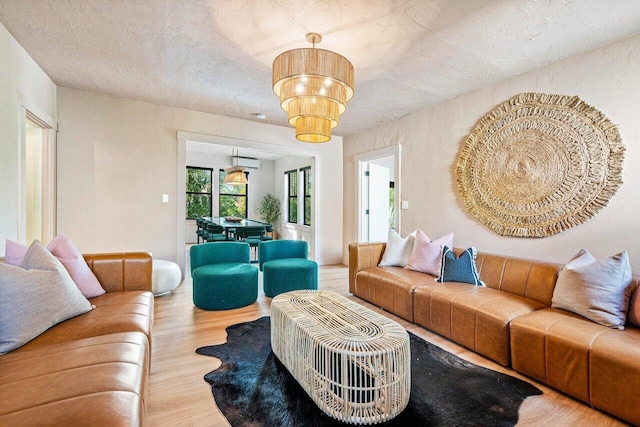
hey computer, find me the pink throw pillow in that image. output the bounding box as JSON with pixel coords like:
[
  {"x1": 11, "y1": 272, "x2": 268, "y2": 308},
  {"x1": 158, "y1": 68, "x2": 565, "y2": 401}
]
[
  {"x1": 404, "y1": 230, "x2": 454, "y2": 275},
  {"x1": 4, "y1": 235, "x2": 105, "y2": 298},
  {"x1": 47, "y1": 234, "x2": 105, "y2": 298},
  {"x1": 628, "y1": 287, "x2": 640, "y2": 327},
  {"x1": 5, "y1": 240, "x2": 28, "y2": 266}
]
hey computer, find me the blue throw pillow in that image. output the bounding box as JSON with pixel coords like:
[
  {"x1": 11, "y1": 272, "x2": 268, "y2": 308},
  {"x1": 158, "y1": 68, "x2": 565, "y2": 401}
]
[{"x1": 437, "y1": 246, "x2": 485, "y2": 286}]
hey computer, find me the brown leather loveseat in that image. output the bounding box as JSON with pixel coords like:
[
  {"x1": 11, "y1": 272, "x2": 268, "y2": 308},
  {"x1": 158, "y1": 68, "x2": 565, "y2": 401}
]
[
  {"x1": 0, "y1": 252, "x2": 154, "y2": 426},
  {"x1": 349, "y1": 242, "x2": 640, "y2": 425}
]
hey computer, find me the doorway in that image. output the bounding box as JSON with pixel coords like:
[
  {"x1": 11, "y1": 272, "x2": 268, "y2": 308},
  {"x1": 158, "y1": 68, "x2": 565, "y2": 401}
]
[
  {"x1": 356, "y1": 146, "x2": 401, "y2": 243},
  {"x1": 21, "y1": 112, "x2": 56, "y2": 244},
  {"x1": 176, "y1": 131, "x2": 322, "y2": 274}
]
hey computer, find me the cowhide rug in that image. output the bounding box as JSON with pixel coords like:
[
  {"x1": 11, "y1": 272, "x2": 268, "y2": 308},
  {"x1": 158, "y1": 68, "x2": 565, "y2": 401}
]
[{"x1": 196, "y1": 316, "x2": 541, "y2": 426}]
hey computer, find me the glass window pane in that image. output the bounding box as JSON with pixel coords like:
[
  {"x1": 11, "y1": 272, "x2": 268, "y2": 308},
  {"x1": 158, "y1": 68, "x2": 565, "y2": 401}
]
[
  {"x1": 186, "y1": 168, "x2": 212, "y2": 193},
  {"x1": 219, "y1": 195, "x2": 247, "y2": 218},
  {"x1": 186, "y1": 167, "x2": 212, "y2": 219},
  {"x1": 289, "y1": 197, "x2": 297, "y2": 223},
  {"x1": 289, "y1": 172, "x2": 297, "y2": 196},
  {"x1": 186, "y1": 194, "x2": 212, "y2": 219},
  {"x1": 304, "y1": 196, "x2": 311, "y2": 226}
]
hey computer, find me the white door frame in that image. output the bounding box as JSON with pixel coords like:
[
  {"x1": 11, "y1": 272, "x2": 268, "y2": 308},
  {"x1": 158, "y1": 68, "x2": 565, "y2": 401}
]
[
  {"x1": 355, "y1": 145, "x2": 401, "y2": 242},
  {"x1": 17, "y1": 93, "x2": 58, "y2": 244}
]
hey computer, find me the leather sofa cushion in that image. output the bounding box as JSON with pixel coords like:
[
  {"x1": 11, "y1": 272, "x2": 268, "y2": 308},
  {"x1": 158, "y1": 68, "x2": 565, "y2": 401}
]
[
  {"x1": 14, "y1": 291, "x2": 154, "y2": 352},
  {"x1": 414, "y1": 283, "x2": 545, "y2": 366},
  {"x1": 511, "y1": 307, "x2": 640, "y2": 424},
  {"x1": 590, "y1": 327, "x2": 640, "y2": 426},
  {"x1": 0, "y1": 332, "x2": 148, "y2": 426},
  {"x1": 510, "y1": 308, "x2": 610, "y2": 403},
  {"x1": 354, "y1": 266, "x2": 432, "y2": 322}
]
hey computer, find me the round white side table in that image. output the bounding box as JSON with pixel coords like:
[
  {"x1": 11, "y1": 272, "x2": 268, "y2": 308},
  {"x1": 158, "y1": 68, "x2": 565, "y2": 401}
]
[{"x1": 152, "y1": 259, "x2": 182, "y2": 296}]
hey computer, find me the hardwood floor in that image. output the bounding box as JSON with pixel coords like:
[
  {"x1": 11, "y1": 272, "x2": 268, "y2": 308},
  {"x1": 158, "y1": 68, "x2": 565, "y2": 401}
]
[{"x1": 148, "y1": 263, "x2": 625, "y2": 426}]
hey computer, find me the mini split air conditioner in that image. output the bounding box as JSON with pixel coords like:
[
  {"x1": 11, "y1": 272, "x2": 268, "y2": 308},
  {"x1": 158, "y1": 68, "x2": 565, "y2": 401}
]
[{"x1": 232, "y1": 156, "x2": 261, "y2": 169}]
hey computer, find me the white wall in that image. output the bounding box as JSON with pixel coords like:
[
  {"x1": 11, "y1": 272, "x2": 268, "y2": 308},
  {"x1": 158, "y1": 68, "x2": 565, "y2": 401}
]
[
  {"x1": 344, "y1": 33, "x2": 640, "y2": 274},
  {"x1": 274, "y1": 156, "x2": 313, "y2": 256},
  {"x1": 57, "y1": 88, "x2": 343, "y2": 269},
  {"x1": 0, "y1": 23, "x2": 57, "y2": 256}
]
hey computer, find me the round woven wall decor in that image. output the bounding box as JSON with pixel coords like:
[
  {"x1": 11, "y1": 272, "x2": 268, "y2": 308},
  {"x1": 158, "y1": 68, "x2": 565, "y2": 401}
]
[{"x1": 456, "y1": 92, "x2": 624, "y2": 237}]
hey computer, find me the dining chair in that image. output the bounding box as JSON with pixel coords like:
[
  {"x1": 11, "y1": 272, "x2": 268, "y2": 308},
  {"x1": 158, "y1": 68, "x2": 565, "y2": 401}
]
[
  {"x1": 196, "y1": 217, "x2": 208, "y2": 244},
  {"x1": 205, "y1": 223, "x2": 228, "y2": 242},
  {"x1": 262, "y1": 223, "x2": 274, "y2": 241},
  {"x1": 234, "y1": 225, "x2": 266, "y2": 261}
]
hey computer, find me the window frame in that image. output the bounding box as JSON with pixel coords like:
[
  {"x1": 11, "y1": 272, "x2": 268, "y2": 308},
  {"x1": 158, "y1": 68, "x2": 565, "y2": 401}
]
[
  {"x1": 285, "y1": 169, "x2": 298, "y2": 224},
  {"x1": 301, "y1": 166, "x2": 311, "y2": 226},
  {"x1": 185, "y1": 166, "x2": 213, "y2": 220},
  {"x1": 218, "y1": 169, "x2": 249, "y2": 218}
]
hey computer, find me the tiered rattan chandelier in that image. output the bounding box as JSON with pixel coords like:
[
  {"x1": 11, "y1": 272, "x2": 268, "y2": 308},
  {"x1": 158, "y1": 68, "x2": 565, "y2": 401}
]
[{"x1": 272, "y1": 33, "x2": 354, "y2": 143}]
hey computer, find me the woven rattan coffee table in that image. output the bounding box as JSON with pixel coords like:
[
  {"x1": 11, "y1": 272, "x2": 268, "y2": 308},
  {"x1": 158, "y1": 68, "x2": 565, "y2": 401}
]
[{"x1": 271, "y1": 290, "x2": 410, "y2": 424}]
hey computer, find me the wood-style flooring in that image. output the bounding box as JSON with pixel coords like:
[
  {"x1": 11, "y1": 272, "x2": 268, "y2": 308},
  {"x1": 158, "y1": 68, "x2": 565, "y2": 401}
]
[{"x1": 148, "y1": 262, "x2": 625, "y2": 426}]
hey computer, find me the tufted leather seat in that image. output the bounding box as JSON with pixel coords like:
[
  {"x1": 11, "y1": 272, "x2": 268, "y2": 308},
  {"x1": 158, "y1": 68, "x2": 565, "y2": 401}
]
[
  {"x1": 349, "y1": 242, "x2": 640, "y2": 425},
  {"x1": 0, "y1": 252, "x2": 154, "y2": 426}
]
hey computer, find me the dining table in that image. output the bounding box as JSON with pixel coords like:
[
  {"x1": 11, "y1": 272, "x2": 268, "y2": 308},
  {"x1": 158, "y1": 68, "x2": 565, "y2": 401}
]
[{"x1": 203, "y1": 217, "x2": 270, "y2": 240}]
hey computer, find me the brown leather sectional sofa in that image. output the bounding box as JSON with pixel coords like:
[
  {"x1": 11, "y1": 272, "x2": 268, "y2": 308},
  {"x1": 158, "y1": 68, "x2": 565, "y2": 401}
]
[
  {"x1": 0, "y1": 252, "x2": 154, "y2": 426},
  {"x1": 349, "y1": 242, "x2": 640, "y2": 425}
]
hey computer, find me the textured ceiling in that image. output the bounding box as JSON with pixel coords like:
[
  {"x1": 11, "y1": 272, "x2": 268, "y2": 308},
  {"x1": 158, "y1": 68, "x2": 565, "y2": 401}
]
[{"x1": 1, "y1": 0, "x2": 639, "y2": 138}]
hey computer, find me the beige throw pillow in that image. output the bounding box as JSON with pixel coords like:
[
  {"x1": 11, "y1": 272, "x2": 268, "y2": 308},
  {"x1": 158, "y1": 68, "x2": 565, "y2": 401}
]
[
  {"x1": 551, "y1": 249, "x2": 633, "y2": 330},
  {"x1": 0, "y1": 240, "x2": 93, "y2": 353},
  {"x1": 378, "y1": 229, "x2": 416, "y2": 267}
]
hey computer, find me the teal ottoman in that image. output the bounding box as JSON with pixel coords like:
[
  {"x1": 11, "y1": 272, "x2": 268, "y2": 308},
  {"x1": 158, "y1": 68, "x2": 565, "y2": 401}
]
[{"x1": 192, "y1": 263, "x2": 258, "y2": 310}]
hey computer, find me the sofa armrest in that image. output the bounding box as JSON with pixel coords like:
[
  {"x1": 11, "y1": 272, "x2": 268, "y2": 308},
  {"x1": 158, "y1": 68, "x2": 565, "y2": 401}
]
[
  {"x1": 83, "y1": 252, "x2": 152, "y2": 293},
  {"x1": 348, "y1": 242, "x2": 386, "y2": 294}
]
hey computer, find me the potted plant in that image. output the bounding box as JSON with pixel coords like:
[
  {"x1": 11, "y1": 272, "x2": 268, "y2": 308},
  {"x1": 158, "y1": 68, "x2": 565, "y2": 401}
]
[{"x1": 258, "y1": 193, "x2": 281, "y2": 239}]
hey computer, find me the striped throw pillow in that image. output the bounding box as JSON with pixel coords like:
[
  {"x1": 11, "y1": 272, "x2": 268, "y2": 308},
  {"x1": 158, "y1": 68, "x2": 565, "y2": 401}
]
[{"x1": 437, "y1": 246, "x2": 485, "y2": 286}]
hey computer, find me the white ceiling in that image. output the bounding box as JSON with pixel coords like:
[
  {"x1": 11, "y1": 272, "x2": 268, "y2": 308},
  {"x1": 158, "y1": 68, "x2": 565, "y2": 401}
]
[
  {"x1": 187, "y1": 140, "x2": 286, "y2": 160},
  {"x1": 1, "y1": 0, "x2": 640, "y2": 140}
]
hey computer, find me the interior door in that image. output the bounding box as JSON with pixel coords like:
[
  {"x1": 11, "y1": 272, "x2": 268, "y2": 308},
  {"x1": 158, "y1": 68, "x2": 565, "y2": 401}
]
[{"x1": 367, "y1": 162, "x2": 391, "y2": 242}]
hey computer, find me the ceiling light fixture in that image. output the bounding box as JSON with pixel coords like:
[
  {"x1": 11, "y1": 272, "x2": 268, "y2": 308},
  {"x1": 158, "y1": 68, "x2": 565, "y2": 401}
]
[
  {"x1": 223, "y1": 148, "x2": 248, "y2": 185},
  {"x1": 272, "y1": 33, "x2": 354, "y2": 143}
]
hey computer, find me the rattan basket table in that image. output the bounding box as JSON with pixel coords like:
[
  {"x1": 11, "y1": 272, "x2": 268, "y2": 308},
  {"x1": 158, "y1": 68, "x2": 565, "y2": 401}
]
[{"x1": 271, "y1": 290, "x2": 410, "y2": 424}]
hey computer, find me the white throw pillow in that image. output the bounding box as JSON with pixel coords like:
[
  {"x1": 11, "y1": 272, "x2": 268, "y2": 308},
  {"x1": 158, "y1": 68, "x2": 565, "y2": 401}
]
[
  {"x1": 378, "y1": 229, "x2": 416, "y2": 267},
  {"x1": 551, "y1": 249, "x2": 633, "y2": 330},
  {"x1": 0, "y1": 240, "x2": 93, "y2": 353}
]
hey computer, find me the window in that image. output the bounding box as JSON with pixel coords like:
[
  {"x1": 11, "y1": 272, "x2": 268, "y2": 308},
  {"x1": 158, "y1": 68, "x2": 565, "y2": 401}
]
[
  {"x1": 301, "y1": 167, "x2": 311, "y2": 226},
  {"x1": 219, "y1": 169, "x2": 248, "y2": 218},
  {"x1": 186, "y1": 167, "x2": 212, "y2": 219},
  {"x1": 285, "y1": 169, "x2": 297, "y2": 223}
]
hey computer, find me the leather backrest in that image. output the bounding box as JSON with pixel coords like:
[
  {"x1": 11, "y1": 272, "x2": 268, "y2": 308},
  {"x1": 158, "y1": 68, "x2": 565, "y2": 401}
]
[
  {"x1": 83, "y1": 252, "x2": 152, "y2": 293},
  {"x1": 475, "y1": 252, "x2": 561, "y2": 306},
  {"x1": 349, "y1": 242, "x2": 639, "y2": 308}
]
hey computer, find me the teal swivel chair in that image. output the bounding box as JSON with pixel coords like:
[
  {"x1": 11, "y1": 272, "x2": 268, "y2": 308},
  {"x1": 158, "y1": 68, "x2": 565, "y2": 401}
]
[
  {"x1": 258, "y1": 240, "x2": 318, "y2": 298},
  {"x1": 190, "y1": 242, "x2": 258, "y2": 310}
]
